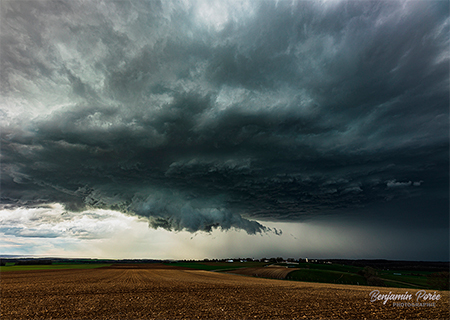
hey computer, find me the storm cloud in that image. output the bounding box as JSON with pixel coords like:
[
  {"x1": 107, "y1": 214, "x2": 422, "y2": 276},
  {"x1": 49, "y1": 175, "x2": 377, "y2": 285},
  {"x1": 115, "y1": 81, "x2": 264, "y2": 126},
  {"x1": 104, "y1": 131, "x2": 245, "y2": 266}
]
[{"x1": 1, "y1": 0, "x2": 448, "y2": 236}]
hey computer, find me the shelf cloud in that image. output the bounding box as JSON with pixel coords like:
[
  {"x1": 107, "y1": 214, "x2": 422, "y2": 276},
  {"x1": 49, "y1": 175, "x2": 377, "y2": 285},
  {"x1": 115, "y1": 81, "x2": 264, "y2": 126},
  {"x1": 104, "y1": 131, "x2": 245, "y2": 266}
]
[{"x1": 1, "y1": 0, "x2": 448, "y2": 239}]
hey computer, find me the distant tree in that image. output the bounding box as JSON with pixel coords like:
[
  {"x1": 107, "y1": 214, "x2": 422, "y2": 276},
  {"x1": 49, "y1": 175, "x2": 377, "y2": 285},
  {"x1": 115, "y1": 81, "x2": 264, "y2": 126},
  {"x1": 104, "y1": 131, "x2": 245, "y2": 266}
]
[
  {"x1": 427, "y1": 272, "x2": 450, "y2": 290},
  {"x1": 358, "y1": 266, "x2": 377, "y2": 277},
  {"x1": 359, "y1": 266, "x2": 385, "y2": 286},
  {"x1": 366, "y1": 276, "x2": 385, "y2": 286}
]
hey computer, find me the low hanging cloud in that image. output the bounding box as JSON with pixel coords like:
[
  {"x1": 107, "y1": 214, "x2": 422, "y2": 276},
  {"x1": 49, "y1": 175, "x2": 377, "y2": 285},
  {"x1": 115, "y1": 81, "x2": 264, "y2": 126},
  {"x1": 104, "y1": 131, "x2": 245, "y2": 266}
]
[
  {"x1": 1, "y1": 0, "x2": 448, "y2": 234},
  {"x1": 131, "y1": 192, "x2": 266, "y2": 234}
]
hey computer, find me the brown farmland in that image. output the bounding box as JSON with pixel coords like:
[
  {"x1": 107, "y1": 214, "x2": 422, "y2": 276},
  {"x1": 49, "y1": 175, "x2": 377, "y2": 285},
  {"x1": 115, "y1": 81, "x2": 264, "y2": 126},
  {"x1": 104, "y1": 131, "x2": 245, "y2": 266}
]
[
  {"x1": 225, "y1": 266, "x2": 299, "y2": 279},
  {"x1": 1, "y1": 264, "x2": 448, "y2": 319}
]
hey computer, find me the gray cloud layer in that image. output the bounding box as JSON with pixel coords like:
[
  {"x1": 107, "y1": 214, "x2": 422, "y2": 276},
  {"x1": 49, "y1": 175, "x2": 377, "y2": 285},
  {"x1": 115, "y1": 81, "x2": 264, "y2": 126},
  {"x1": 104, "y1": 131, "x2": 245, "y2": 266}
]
[{"x1": 1, "y1": 0, "x2": 448, "y2": 234}]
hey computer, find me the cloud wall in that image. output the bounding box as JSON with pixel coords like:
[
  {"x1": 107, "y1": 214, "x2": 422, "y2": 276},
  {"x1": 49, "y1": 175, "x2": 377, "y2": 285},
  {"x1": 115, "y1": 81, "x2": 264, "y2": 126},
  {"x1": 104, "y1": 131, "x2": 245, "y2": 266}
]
[{"x1": 1, "y1": 0, "x2": 448, "y2": 235}]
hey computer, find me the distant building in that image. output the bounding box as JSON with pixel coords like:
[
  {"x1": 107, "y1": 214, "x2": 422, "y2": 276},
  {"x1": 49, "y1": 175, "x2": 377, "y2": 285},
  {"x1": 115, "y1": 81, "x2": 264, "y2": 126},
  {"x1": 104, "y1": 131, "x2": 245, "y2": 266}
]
[{"x1": 226, "y1": 259, "x2": 234, "y2": 263}]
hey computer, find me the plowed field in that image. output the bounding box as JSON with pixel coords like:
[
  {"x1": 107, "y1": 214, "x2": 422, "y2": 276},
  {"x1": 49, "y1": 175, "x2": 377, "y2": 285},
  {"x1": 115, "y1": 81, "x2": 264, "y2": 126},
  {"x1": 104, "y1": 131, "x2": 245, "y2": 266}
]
[
  {"x1": 225, "y1": 266, "x2": 298, "y2": 279},
  {"x1": 1, "y1": 264, "x2": 448, "y2": 319}
]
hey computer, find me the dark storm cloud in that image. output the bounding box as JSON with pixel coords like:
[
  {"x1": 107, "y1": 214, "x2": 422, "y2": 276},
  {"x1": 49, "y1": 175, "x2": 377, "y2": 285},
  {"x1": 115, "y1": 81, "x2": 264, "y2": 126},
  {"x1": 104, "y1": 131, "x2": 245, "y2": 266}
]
[{"x1": 1, "y1": 0, "x2": 448, "y2": 233}]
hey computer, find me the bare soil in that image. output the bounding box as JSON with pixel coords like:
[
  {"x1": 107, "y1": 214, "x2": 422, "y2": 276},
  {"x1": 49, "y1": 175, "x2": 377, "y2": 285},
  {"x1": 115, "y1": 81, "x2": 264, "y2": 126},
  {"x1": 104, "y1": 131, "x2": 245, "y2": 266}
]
[
  {"x1": 225, "y1": 266, "x2": 298, "y2": 279},
  {"x1": 1, "y1": 264, "x2": 448, "y2": 319}
]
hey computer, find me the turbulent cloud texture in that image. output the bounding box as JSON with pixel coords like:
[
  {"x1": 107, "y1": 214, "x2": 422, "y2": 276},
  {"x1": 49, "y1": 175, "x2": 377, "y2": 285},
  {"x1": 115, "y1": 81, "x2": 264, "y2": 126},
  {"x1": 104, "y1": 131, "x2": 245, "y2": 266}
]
[{"x1": 1, "y1": 0, "x2": 448, "y2": 236}]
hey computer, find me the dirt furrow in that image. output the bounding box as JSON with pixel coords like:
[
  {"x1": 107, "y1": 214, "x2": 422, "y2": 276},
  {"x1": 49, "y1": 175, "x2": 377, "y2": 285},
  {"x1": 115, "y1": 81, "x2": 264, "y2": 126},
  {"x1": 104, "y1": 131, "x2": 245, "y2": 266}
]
[{"x1": 1, "y1": 266, "x2": 448, "y2": 319}]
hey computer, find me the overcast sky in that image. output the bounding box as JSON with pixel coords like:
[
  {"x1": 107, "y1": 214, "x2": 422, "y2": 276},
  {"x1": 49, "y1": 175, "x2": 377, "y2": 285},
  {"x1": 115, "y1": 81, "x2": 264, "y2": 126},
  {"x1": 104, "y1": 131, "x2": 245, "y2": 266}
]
[{"x1": 1, "y1": 0, "x2": 448, "y2": 260}]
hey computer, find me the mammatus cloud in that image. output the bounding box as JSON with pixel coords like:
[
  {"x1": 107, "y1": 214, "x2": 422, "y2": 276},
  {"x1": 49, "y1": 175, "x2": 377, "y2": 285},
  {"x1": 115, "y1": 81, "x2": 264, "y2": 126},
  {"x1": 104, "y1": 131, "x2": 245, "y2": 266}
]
[{"x1": 1, "y1": 1, "x2": 448, "y2": 235}]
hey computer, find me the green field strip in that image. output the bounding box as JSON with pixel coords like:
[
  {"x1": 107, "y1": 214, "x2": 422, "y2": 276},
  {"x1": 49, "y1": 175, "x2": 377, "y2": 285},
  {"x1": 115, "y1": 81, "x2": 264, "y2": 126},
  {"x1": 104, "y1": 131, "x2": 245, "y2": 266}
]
[
  {"x1": 378, "y1": 274, "x2": 429, "y2": 287},
  {"x1": 286, "y1": 269, "x2": 368, "y2": 285},
  {"x1": 277, "y1": 262, "x2": 363, "y2": 274},
  {"x1": 300, "y1": 263, "x2": 363, "y2": 274},
  {"x1": 285, "y1": 266, "x2": 443, "y2": 290}
]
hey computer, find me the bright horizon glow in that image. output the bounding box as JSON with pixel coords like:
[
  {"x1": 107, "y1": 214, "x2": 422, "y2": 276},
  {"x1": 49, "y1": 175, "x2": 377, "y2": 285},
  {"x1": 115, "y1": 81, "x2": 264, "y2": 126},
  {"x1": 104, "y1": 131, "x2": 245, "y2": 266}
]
[{"x1": 0, "y1": 204, "x2": 446, "y2": 261}]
